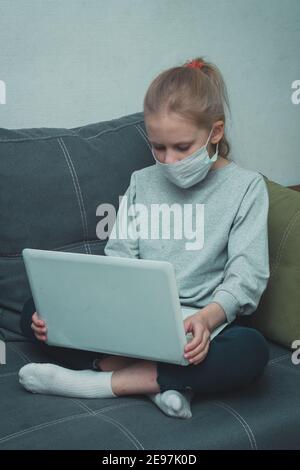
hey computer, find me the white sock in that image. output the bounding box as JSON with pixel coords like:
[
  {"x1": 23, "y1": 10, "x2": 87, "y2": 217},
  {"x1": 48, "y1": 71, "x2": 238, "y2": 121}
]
[
  {"x1": 18, "y1": 363, "x2": 117, "y2": 399},
  {"x1": 147, "y1": 389, "x2": 194, "y2": 419}
]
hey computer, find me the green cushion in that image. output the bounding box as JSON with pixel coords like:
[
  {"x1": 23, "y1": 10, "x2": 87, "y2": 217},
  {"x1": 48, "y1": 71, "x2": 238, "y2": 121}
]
[{"x1": 251, "y1": 177, "x2": 300, "y2": 349}]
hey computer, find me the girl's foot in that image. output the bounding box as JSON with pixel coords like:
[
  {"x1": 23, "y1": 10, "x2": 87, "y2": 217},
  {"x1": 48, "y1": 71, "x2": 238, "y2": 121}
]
[
  {"x1": 147, "y1": 389, "x2": 194, "y2": 419},
  {"x1": 19, "y1": 363, "x2": 117, "y2": 398}
]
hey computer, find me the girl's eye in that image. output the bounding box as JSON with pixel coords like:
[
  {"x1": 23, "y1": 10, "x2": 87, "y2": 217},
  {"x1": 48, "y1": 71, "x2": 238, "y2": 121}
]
[{"x1": 154, "y1": 146, "x2": 190, "y2": 152}]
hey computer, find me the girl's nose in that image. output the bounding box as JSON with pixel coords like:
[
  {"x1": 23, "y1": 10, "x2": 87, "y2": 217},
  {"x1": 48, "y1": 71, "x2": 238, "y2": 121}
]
[
  {"x1": 152, "y1": 147, "x2": 179, "y2": 164},
  {"x1": 164, "y1": 152, "x2": 178, "y2": 164}
]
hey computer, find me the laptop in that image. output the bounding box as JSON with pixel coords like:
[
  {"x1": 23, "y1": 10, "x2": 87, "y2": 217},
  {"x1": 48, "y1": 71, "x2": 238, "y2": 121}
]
[{"x1": 22, "y1": 248, "x2": 229, "y2": 366}]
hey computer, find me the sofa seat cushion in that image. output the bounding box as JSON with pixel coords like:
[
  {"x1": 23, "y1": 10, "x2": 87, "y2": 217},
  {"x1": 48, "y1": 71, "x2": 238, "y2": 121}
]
[{"x1": 0, "y1": 339, "x2": 299, "y2": 450}]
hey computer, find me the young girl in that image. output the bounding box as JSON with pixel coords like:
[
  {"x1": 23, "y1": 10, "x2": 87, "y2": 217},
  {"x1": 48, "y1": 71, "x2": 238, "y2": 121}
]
[{"x1": 19, "y1": 56, "x2": 270, "y2": 420}]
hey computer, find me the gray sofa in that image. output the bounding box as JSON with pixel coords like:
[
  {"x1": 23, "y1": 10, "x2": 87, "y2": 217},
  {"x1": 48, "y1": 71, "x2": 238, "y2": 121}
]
[{"x1": 0, "y1": 112, "x2": 300, "y2": 450}]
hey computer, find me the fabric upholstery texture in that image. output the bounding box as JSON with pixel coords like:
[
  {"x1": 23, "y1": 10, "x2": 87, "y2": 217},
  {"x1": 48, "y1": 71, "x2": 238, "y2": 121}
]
[
  {"x1": 250, "y1": 178, "x2": 300, "y2": 349},
  {"x1": 0, "y1": 112, "x2": 299, "y2": 449}
]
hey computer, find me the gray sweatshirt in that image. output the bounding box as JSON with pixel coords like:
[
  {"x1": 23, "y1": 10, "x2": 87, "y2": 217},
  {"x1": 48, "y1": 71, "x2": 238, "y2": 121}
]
[{"x1": 104, "y1": 160, "x2": 270, "y2": 324}]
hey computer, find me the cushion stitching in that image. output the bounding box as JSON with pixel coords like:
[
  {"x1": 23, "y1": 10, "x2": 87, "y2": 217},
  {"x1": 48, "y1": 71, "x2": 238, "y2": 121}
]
[
  {"x1": 57, "y1": 138, "x2": 90, "y2": 255},
  {"x1": 0, "y1": 404, "x2": 144, "y2": 448},
  {"x1": 59, "y1": 137, "x2": 91, "y2": 255},
  {"x1": 7, "y1": 343, "x2": 30, "y2": 364},
  {"x1": 0, "y1": 133, "x2": 72, "y2": 143},
  {"x1": 0, "y1": 239, "x2": 106, "y2": 259},
  {"x1": 72, "y1": 399, "x2": 148, "y2": 450},
  {"x1": 269, "y1": 362, "x2": 300, "y2": 375},
  {"x1": 210, "y1": 401, "x2": 257, "y2": 450},
  {"x1": 135, "y1": 124, "x2": 151, "y2": 149},
  {"x1": 0, "y1": 410, "x2": 144, "y2": 449},
  {"x1": 93, "y1": 409, "x2": 144, "y2": 450},
  {"x1": 89, "y1": 400, "x2": 149, "y2": 415},
  {"x1": 0, "y1": 118, "x2": 144, "y2": 143},
  {"x1": 71, "y1": 399, "x2": 96, "y2": 415},
  {"x1": 0, "y1": 412, "x2": 90, "y2": 445},
  {"x1": 86, "y1": 119, "x2": 144, "y2": 141},
  {"x1": 268, "y1": 353, "x2": 291, "y2": 365},
  {"x1": 270, "y1": 210, "x2": 300, "y2": 279},
  {"x1": 0, "y1": 371, "x2": 18, "y2": 378}
]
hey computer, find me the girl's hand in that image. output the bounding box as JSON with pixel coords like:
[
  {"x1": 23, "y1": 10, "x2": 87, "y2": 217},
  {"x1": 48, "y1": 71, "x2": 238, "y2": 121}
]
[
  {"x1": 31, "y1": 312, "x2": 48, "y2": 342},
  {"x1": 183, "y1": 314, "x2": 211, "y2": 365}
]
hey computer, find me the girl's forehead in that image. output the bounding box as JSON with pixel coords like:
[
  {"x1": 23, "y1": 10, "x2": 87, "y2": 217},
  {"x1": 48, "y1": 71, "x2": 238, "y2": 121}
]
[{"x1": 145, "y1": 113, "x2": 199, "y2": 136}]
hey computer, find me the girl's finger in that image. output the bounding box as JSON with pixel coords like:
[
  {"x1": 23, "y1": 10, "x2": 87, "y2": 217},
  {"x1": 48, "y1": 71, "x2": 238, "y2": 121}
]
[
  {"x1": 31, "y1": 323, "x2": 47, "y2": 334},
  {"x1": 188, "y1": 338, "x2": 210, "y2": 361},
  {"x1": 184, "y1": 343, "x2": 207, "y2": 361},
  {"x1": 185, "y1": 323, "x2": 204, "y2": 352},
  {"x1": 31, "y1": 323, "x2": 38, "y2": 332},
  {"x1": 31, "y1": 323, "x2": 40, "y2": 332},
  {"x1": 185, "y1": 327, "x2": 209, "y2": 356},
  {"x1": 38, "y1": 337, "x2": 47, "y2": 342},
  {"x1": 32, "y1": 312, "x2": 45, "y2": 326},
  {"x1": 191, "y1": 341, "x2": 210, "y2": 365},
  {"x1": 185, "y1": 332, "x2": 210, "y2": 360},
  {"x1": 35, "y1": 333, "x2": 47, "y2": 342},
  {"x1": 196, "y1": 330, "x2": 211, "y2": 353}
]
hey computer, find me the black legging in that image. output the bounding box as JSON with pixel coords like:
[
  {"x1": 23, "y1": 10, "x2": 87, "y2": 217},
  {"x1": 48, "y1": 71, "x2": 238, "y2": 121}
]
[{"x1": 20, "y1": 296, "x2": 270, "y2": 394}]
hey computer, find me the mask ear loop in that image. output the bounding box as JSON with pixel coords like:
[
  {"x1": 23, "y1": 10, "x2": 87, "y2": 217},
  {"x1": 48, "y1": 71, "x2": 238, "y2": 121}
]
[
  {"x1": 205, "y1": 127, "x2": 214, "y2": 147},
  {"x1": 206, "y1": 127, "x2": 218, "y2": 158}
]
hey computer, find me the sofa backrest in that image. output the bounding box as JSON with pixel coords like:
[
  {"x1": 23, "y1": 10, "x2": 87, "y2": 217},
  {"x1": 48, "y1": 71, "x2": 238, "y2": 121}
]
[
  {"x1": 1, "y1": 113, "x2": 299, "y2": 348},
  {"x1": 0, "y1": 112, "x2": 153, "y2": 340}
]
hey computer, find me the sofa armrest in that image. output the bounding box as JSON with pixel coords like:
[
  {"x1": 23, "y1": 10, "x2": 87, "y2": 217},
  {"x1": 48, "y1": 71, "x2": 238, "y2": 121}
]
[{"x1": 250, "y1": 178, "x2": 300, "y2": 349}]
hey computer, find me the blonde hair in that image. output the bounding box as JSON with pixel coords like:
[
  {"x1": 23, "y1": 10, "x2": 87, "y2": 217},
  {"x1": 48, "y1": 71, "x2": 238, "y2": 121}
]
[{"x1": 143, "y1": 56, "x2": 231, "y2": 159}]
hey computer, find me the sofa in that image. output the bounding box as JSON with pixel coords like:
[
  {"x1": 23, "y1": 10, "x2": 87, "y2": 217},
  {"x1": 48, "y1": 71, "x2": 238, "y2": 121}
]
[{"x1": 0, "y1": 111, "x2": 300, "y2": 450}]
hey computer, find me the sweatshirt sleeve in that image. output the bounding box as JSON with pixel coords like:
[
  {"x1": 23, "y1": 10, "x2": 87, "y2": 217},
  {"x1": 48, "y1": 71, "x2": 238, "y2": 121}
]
[
  {"x1": 211, "y1": 175, "x2": 270, "y2": 324},
  {"x1": 104, "y1": 171, "x2": 140, "y2": 259}
]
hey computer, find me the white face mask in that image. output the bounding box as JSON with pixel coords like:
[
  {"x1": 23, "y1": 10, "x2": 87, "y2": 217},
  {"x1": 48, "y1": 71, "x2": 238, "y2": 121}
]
[{"x1": 151, "y1": 127, "x2": 218, "y2": 189}]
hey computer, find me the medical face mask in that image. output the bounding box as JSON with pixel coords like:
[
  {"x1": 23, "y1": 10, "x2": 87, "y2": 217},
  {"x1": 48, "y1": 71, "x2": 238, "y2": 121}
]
[{"x1": 151, "y1": 127, "x2": 218, "y2": 189}]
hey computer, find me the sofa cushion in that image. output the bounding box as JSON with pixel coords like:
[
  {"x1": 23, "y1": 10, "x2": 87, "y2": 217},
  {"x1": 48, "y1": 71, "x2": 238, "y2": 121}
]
[
  {"x1": 250, "y1": 178, "x2": 300, "y2": 349},
  {"x1": 0, "y1": 338, "x2": 298, "y2": 450},
  {"x1": 0, "y1": 113, "x2": 153, "y2": 340}
]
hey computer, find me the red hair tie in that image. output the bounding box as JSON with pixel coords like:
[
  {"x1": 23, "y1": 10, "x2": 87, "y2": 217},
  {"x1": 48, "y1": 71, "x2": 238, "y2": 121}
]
[{"x1": 185, "y1": 59, "x2": 205, "y2": 69}]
